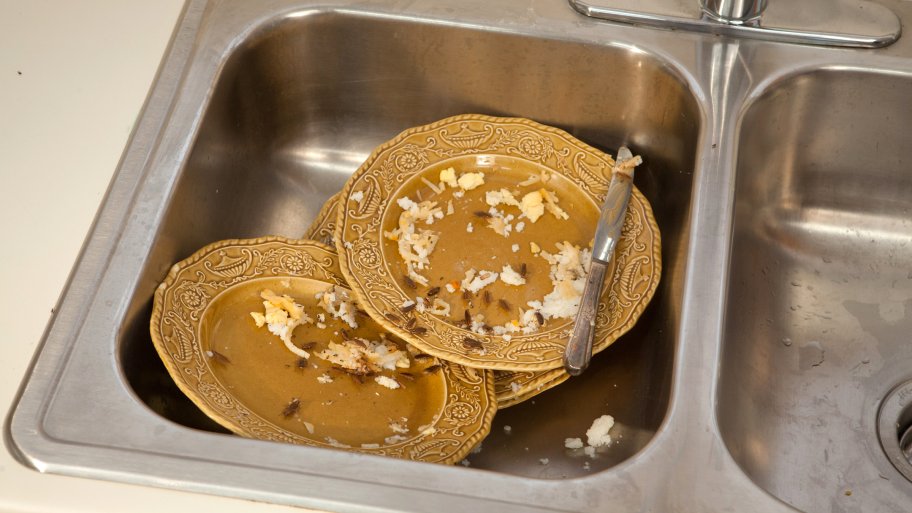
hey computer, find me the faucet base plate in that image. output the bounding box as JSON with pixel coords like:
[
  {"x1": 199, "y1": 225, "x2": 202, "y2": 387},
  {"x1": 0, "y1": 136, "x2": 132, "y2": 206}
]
[{"x1": 569, "y1": 0, "x2": 901, "y2": 48}]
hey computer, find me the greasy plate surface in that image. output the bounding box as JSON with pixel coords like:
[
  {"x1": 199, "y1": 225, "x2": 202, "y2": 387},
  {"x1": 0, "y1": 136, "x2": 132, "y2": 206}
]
[
  {"x1": 309, "y1": 191, "x2": 566, "y2": 405},
  {"x1": 336, "y1": 115, "x2": 661, "y2": 372},
  {"x1": 150, "y1": 236, "x2": 495, "y2": 464}
]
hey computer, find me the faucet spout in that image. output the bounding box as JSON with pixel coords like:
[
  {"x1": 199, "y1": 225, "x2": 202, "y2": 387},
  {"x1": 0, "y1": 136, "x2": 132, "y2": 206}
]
[{"x1": 701, "y1": 0, "x2": 767, "y2": 25}]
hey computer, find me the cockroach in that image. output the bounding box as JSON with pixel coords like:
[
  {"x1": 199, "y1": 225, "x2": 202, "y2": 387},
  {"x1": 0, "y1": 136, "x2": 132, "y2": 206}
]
[
  {"x1": 462, "y1": 337, "x2": 484, "y2": 349},
  {"x1": 281, "y1": 398, "x2": 301, "y2": 418}
]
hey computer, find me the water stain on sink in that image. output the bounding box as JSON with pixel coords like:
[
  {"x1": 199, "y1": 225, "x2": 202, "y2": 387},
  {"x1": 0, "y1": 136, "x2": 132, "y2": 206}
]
[
  {"x1": 843, "y1": 298, "x2": 912, "y2": 355},
  {"x1": 798, "y1": 340, "x2": 826, "y2": 370}
]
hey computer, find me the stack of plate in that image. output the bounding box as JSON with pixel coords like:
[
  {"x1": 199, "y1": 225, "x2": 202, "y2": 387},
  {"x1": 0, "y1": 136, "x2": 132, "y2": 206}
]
[{"x1": 150, "y1": 114, "x2": 660, "y2": 465}]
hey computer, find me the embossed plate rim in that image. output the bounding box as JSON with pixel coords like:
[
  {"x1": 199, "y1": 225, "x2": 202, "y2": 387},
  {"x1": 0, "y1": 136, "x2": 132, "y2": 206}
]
[
  {"x1": 149, "y1": 235, "x2": 496, "y2": 465},
  {"x1": 493, "y1": 368, "x2": 570, "y2": 408},
  {"x1": 303, "y1": 192, "x2": 342, "y2": 245}
]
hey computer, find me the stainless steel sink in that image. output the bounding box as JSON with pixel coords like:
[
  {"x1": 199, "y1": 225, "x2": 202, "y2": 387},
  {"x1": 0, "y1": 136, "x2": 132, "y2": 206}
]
[
  {"x1": 8, "y1": 0, "x2": 912, "y2": 511},
  {"x1": 719, "y1": 68, "x2": 912, "y2": 513},
  {"x1": 122, "y1": 6, "x2": 701, "y2": 479}
]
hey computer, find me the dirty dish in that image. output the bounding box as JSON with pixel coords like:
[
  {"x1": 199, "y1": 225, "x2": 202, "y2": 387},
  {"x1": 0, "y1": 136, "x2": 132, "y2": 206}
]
[
  {"x1": 150, "y1": 236, "x2": 495, "y2": 464},
  {"x1": 304, "y1": 192, "x2": 341, "y2": 246},
  {"x1": 311, "y1": 191, "x2": 567, "y2": 406},
  {"x1": 493, "y1": 369, "x2": 569, "y2": 408},
  {"x1": 335, "y1": 114, "x2": 661, "y2": 372}
]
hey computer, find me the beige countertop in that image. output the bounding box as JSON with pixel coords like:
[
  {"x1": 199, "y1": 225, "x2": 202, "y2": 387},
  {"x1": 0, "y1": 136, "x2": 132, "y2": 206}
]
[{"x1": 0, "y1": 2, "x2": 311, "y2": 511}]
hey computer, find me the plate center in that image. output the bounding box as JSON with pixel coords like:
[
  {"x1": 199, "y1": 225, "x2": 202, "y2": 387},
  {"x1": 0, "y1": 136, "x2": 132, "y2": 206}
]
[
  {"x1": 380, "y1": 154, "x2": 600, "y2": 329},
  {"x1": 201, "y1": 276, "x2": 447, "y2": 446}
]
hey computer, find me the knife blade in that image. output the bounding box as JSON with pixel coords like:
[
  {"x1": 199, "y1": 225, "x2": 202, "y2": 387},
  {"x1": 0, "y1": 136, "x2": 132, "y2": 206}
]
[{"x1": 563, "y1": 147, "x2": 640, "y2": 376}]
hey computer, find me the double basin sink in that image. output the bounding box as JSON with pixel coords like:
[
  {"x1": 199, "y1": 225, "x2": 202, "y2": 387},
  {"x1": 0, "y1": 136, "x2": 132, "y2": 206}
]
[{"x1": 9, "y1": 0, "x2": 912, "y2": 511}]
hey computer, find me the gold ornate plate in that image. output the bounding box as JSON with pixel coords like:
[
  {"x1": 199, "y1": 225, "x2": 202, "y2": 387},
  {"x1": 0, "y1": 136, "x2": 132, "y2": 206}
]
[
  {"x1": 311, "y1": 193, "x2": 568, "y2": 407},
  {"x1": 303, "y1": 192, "x2": 341, "y2": 245},
  {"x1": 150, "y1": 236, "x2": 495, "y2": 464},
  {"x1": 335, "y1": 114, "x2": 661, "y2": 372},
  {"x1": 493, "y1": 369, "x2": 568, "y2": 408}
]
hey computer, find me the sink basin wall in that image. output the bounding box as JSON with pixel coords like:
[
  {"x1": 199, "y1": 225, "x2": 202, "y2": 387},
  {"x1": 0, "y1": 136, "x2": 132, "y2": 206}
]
[
  {"x1": 119, "y1": 11, "x2": 701, "y2": 478},
  {"x1": 718, "y1": 68, "x2": 912, "y2": 512}
]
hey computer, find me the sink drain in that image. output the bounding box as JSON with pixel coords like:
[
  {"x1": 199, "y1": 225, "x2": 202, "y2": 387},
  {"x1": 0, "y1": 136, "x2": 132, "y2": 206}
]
[{"x1": 878, "y1": 379, "x2": 912, "y2": 482}]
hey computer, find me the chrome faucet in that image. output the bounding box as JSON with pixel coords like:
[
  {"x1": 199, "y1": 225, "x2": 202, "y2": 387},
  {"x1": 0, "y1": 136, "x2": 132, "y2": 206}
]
[
  {"x1": 700, "y1": 0, "x2": 766, "y2": 25},
  {"x1": 570, "y1": 0, "x2": 900, "y2": 48}
]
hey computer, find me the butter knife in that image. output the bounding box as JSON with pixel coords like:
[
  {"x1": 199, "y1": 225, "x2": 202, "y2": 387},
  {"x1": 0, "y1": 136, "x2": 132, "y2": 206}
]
[{"x1": 563, "y1": 147, "x2": 640, "y2": 376}]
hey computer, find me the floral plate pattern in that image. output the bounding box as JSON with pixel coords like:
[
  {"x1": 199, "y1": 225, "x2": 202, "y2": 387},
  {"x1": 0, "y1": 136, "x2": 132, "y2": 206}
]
[{"x1": 304, "y1": 192, "x2": 341, "y2": 246}]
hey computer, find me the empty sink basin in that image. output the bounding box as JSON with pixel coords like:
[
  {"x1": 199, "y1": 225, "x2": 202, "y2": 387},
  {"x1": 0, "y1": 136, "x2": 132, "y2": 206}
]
[{"x1": 718, "y1": 68, "x2": 912, "y2": 513}]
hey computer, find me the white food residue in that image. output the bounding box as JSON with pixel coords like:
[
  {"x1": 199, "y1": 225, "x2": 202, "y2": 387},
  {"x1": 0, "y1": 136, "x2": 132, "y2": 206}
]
[
  {"x1": 383, "y1": 195, "x2": 443, "y2": 286},
  {"x1": 315, "y1": 337, "x2": 409, "y2": 375},
  {"x1": 250, "y1": 289, "x2": 313, "y2": 359},
  {"x1": 456, "y1": 172, "x2": 486, "y2": 190},
  {"x1": 499, "y1": 264, "x2": 526, "y2": 286},
  {"x1": 564, "y1": 437, "x2": 584, "y2": 449},
  {"x1": 564, "y1": 415, "x2": 617, "y2": 458},
  {"x1": 586, "y1": 415, "x2": 615, "y2": 447},
  {"x1": 315, "y1": 285, "x2": 359, "y2": 329},
  {"x1": 527, "y1": 241, "x2": 591, "y2": 321},
  {"x1": 461, "y1": 268, "x2": 499, "y2": 294},
  {"x1": 374, "y1": 375, "x2": 401, "y2": 389}
]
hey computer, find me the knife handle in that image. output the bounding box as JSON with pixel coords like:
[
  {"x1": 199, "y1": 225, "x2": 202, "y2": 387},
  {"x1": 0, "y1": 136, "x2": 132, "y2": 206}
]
[{"x1": 563, "y1": 260, "x2": 608, "y2": 376}]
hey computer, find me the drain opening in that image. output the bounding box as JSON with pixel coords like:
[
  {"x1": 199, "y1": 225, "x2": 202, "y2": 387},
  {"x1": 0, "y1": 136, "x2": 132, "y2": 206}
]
[
  {"x1": 877, "y1": 379, "x2": 912, "y2": 482},
  {"x1": 902, "y1": 424, "x2": 912, "y2": 461}
]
